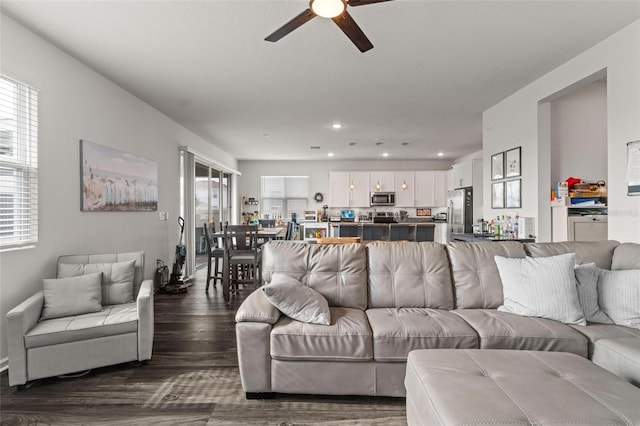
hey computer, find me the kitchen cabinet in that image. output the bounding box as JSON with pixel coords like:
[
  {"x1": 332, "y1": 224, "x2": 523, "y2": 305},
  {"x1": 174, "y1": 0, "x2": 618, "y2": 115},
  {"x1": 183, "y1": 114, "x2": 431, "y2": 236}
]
[
  {"x1": 414, "y1": 170, "x2": 448, "y2": 207},
  {"x1": 394, "y1": 171, "x2": 415, "y2": 206},
  {"x1": 329, "y1": 171, "x2": 370, "y2": 207},
  {"x1": 568, "y1": 216, "x2": 607, "y2": 241},
  {"x1": 552, "y1": 206, "x2": 608, "y2": 242},
  {"x1": 433, "y1": 171, "x2": 447, "y2": 207},
  {"x1": 414, "y1": 171, "x2": 436, "y2": 206},
  {"x1": 452, "y1": 161, "x2": 473, "y2": 188},
  {"x1": 434, "y1": 223, "x2": 450, "y2": 244},
  {"x1": 369, "y1": 171, "x2": 395, "y2": 193}
]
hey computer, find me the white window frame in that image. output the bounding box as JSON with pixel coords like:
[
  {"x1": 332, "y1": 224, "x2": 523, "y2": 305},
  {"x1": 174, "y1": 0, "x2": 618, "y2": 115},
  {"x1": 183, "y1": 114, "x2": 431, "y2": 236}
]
[{"x1": 0, "y1": 75, "x2": 38, "y2": 251}]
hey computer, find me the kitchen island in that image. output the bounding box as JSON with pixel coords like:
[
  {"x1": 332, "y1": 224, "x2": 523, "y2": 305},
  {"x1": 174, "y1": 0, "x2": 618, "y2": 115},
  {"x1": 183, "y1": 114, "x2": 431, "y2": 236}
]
[
  {"x1": 452, "y1": 233, "x2": 535, "y2": 243},
  {"x1": 330, "y1": 222, "x2": 438, "y2": 242}
]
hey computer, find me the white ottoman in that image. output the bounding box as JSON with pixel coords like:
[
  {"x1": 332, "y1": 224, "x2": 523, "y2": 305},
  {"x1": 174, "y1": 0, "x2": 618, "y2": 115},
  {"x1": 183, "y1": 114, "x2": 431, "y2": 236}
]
[{"x1": 405, "y1": 349, "x2": 640, "y2": 426}]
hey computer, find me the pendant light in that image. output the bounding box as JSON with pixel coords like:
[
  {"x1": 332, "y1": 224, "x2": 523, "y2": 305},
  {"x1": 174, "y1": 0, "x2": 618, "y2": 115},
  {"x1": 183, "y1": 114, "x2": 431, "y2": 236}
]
[
  {"x1": 401, "y1": 142, "x2": 409, "y2": 191},
  {"x1": 374, "y1": 141, "x2": 383, "y2": 191},
  {"x1": 349, "y1": 142, "x2": 356, "y2": 191}
]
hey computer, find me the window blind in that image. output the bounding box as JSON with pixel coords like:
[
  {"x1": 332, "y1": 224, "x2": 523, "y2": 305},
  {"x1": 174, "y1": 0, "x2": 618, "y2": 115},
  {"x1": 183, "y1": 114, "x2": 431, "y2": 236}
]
[
  {"x1": 261, "y1": 176, "x2": 308, "y2": 219},
  {"x1": 0, "y1": 76, "x2": 38, "y2": 250}
]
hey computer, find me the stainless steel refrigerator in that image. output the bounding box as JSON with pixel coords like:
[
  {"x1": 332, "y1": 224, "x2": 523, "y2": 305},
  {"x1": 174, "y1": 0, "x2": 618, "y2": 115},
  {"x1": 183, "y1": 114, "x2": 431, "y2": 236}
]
[{"x1": 448, "y1": 187, "x2": 473, "y2": 234}]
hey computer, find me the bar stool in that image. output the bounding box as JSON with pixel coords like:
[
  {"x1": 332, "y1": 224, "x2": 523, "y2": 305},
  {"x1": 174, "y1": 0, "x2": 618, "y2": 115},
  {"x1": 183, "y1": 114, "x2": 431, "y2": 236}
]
[
  {"x1": 203, "y1": 223, "x2": 224, "y2": 291},
  {"x1": 389, "y1": 224, "x2": 412, "y2": 241},
  {"x1": 222, "y1": 224, "x2": 261, "y2": 303},
  {"x1": 362, "y1": 224, "x2": 384, "y2": 241},
  {"x1": 415, "y1": 224, "x2": 435, "y2": 242}
]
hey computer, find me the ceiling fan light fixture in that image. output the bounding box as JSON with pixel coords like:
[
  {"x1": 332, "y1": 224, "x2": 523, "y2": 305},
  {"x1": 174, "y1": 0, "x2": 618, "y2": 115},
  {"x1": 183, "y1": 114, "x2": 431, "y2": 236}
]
[{"x1": 311, "y1": 0, "x2": 346, "y2": 18}]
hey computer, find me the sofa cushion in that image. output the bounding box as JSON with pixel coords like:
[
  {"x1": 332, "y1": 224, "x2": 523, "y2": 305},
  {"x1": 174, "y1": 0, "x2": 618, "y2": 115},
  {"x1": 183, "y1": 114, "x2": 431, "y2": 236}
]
[
  {"x1": 592, "y1": 338, "x2": 640, "y2": 386},
  {"x1": 261, "y1": 242, "x2": 367, "y2": 310},
  {"x1": 262, "y1": 273, "x2": 331, "y2": 325},
  {"x1": 598, "y1": 268, "x2": 640, "y2": 329},
  {"x1": 366, "y1": 308, "x2": 478, "y2": 361},
  {"x1": 447, "y1": 241, "x2": 527, "y2": 309},
  {"x1": 524, "y1": 240, "x2": 619, "y2": 269},
  {"x1": 611, "y1": 242, "x2": 640, "y2": 270},
  {"x1": 574, "y1": 263, "x2": 613, "y2": 324},
  {"x1": 41, "y1": 272, "x2": 103, "y2": 320},
  {"x1": 452, "y1": 309, "x2": 588, "y2": 357},
  {"x1": 367, "y1": 242, "x2": 453, "y2": 309},
  {"x1": 25, "y1": 303, "x2": 138, "y2": 348},
  {"x1": 495, "y1": 253, "x2": 586, "y2": 326},
  {"x1": 270, "y1": 307, "x2": 372, "y2": 361},
  {"x1": 58, "y1": 260, "x2": 136, "y2": 305},
  {"x1": 570, "y1": 323, "x2": 640, "y2": 358}
]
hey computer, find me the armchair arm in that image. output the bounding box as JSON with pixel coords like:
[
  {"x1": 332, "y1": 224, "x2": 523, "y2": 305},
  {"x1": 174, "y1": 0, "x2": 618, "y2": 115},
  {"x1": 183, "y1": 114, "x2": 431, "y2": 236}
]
[
  {"x1": 235, "y1": 289, "x2": 281, "y2": 324},
  {"x1": 6, "y1": 291, "x2": 44, "y2": 386},
  {"x1": 136, "y1": 279, "x2": 154, "y2": 360}
]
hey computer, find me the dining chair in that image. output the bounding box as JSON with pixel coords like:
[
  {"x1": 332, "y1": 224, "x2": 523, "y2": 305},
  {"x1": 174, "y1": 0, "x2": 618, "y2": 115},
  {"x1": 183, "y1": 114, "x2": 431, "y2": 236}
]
[
  {"x1": 222, "y1": 224, "x2": 261, "y2": 303},
  {"x1": 414, "y1": 224, "x2": 435, "y2": 242},
  {"x1": 203, "y1": 223, "x2": 224, "y2": 291},
  {"x1": 389, "y1": 224, "x2": 412, "y2": 241}
]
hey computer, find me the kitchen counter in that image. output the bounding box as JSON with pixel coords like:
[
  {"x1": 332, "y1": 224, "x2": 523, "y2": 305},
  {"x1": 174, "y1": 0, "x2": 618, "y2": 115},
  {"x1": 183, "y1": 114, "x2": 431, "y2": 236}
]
[
  {"x1": 452, "y1": 233, "x2": 535, "y2": 243},
  {"x1": 330, "y1": 222, "x2": 438, "y2": 241}
]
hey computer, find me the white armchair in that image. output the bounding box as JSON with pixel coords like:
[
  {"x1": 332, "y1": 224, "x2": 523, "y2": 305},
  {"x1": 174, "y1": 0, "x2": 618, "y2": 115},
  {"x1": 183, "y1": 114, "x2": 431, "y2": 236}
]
[{"x1": 6, "y1": 251, "x2": 154, "y2": 386}]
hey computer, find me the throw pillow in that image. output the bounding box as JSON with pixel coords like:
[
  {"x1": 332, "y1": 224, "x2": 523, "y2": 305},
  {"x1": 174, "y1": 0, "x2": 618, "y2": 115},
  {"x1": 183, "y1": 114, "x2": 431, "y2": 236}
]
[
  {"x1": 574, "y1": 263, "x2": 613, "y2": 324},
  {"x1": 262, "y1": 273, "x2": 331, "y2": 325},
  {"x1": 495, "y1": 253, "x2": 586, "y2": 326},
  {"x1": 41, "y1": 272, "x2": 103, "y2": 320},
  {"x1": 598, "y1": 269, "x2": 640, "y2": 329},
  {"x1": 58, "y1": 260, "x2": 136, "y2": 305}
]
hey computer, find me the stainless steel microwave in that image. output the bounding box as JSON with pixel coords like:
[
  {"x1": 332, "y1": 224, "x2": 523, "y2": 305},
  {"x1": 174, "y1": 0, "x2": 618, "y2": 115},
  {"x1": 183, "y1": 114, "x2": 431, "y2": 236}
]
[{"x1": 370, "y1": 192, "x2": 396, "y2": 206}]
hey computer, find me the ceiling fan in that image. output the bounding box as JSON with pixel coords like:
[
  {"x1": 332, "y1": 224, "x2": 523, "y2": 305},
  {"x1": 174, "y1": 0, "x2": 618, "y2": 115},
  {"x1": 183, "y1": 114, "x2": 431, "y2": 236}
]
[{"x1": 265, "y1": 0, "x2": 394, "y2": 53}]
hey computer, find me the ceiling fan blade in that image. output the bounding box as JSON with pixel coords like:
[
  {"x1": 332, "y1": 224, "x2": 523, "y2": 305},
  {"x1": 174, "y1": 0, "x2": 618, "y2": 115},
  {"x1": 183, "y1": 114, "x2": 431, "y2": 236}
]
[
  {"x1": 332, "y1": 10, "x2": 373, "y2": 52},
  {"x1": 347, "y1": 0, "x2": 394, "y2": 7},
  {"x1": 265, "y1": 8, "x2": 316, "y2": 42}
]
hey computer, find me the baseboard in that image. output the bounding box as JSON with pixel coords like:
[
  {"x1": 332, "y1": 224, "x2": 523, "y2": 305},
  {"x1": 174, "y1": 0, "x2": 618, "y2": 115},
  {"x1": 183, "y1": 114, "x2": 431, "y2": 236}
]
[{"x1": 0, "y1": 356, "x2": 8, "y2": 373}]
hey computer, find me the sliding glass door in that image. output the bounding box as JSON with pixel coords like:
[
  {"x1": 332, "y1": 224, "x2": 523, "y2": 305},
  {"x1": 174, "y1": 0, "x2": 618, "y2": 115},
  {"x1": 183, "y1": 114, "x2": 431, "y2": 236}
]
[{"x1": 194, "y1": 162, "x2": 232, "y2": 270}]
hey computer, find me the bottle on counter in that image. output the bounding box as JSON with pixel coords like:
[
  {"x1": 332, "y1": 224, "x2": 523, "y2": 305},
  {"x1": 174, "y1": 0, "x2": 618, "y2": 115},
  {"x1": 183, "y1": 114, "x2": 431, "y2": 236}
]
[
  {"x1": 513, "y1": 213, "x2": 520, "y2": 239},
  {"x1": 494, "y1": 216, "x2": 502, "y2": 237}
]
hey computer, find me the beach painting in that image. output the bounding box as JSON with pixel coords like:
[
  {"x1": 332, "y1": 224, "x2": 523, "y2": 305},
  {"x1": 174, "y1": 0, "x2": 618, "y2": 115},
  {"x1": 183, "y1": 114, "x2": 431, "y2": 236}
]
[{"x1": 80, "y1": 140, "x2": 158, "y2": 211}]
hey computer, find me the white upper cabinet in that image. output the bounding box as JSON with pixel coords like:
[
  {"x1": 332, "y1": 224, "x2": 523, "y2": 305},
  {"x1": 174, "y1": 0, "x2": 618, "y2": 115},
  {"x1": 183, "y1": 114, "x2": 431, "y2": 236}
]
[
  {"x1": 329, "y1": 171, "x2": 371, "y2": 207},
  {"x1": 394, "y1": 171, "x2": 415, "y2": 206},
  {"x1": 369, "y1": 171, "x2": 395, "y2": 193},
  {"x1": 414, "y1": 171, "x2": 436, "y2": 207},
  {"x1": 452, "y1": 161, "x2": 473, "y2": 188},
  {"x1": 433, "y1": 170, "x2": 448, "y2": 207},
  {"x1": 329, "y1": 172, "x2": 350, "y2": 207}
]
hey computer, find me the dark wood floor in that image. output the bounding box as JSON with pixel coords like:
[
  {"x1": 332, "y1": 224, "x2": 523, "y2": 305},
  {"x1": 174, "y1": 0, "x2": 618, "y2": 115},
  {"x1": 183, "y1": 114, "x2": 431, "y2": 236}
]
[{"x1": 1, "y1": 269, "x2": 406, "y2": 425}]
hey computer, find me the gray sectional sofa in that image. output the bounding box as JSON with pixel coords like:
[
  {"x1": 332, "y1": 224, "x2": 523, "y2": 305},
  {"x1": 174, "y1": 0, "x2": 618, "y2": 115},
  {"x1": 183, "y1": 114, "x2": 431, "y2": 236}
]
[{"x1": 235, "y1": 240, "x2": 640, "y2": 398}]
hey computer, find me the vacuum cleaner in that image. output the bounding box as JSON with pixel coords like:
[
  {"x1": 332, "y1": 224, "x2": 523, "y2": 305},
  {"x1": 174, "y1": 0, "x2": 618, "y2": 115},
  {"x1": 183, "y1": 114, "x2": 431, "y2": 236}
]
[{"x1": 161, "y1": 216, "x2": 192, "y2": 293}]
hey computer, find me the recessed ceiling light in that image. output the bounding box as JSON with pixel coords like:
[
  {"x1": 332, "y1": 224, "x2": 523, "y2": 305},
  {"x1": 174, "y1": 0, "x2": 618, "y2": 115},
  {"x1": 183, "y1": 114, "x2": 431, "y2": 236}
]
[
  {"x1": 328, "y1": 152, "x2": 334, "y2": 157},
  {"x1": 262, "y1": 133, "x2": 271, "y2": 137},
  {"x1": 437, "y1": 152, "x2": 444, "y2": 157},
  {"x1": 382, "y1": 152, "x2": 389, "y2": 157},
  {"x1": 332, "y1": 123, "x2": 342, "y2": 129}
]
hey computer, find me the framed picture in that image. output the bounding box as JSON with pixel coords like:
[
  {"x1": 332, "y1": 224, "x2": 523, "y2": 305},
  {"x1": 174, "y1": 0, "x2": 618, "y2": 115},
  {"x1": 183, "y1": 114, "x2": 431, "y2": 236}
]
[
  {"x1": 80, "y1": 140, "x2": 158, "y2": 211},
  {"x1": 491, "y1": 152, "x2": 504, "y2": 181},
  {"x1": 505, "y1": 179, "x2": 521, "y2": 208},
  {"x1": 505, "y1": 147, "x2": 521, "y2": 178},
  {"x1": 491, "y1": 182, "x2": 504, "y2": 208}
]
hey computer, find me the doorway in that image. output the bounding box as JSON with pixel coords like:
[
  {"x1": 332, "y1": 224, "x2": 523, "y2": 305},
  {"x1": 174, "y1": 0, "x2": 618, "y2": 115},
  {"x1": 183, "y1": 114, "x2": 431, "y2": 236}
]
[{"x1": 195, "y1": 162, "x2": 232, "y2": 270}]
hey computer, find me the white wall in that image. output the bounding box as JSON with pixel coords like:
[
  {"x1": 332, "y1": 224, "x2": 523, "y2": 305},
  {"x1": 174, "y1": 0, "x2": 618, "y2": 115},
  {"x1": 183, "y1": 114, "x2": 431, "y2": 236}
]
[
  {"x1": 0, "y1": 15, "x2": 237, "y2": 364},
  {"x1": 551, "y1": 81, "x2": 607, "y2": 185},
  {"x1": 483, "y1": 20, "x2": 640, "y2": 243},
  {"x1": 237, "y1": 159, "x2": 452, "y2": 216}
]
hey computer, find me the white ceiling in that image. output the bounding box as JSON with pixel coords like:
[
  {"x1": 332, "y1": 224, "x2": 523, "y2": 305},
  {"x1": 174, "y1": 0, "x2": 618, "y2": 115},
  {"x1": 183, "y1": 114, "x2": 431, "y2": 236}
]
[{"x1": 2, "y1": 1, "x2": 639, "y2": 161}]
